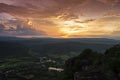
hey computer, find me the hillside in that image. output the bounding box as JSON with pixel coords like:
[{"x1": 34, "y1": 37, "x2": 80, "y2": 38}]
[
  {"x1": 65, "y1": 44, "x2": 120, "y2": 80},
  {"x1": 20, "y1": 38, "x2": 120, "y2": 55},
  {"x1": 0, "y1": 37, "x2": 120, "y2": 56}
]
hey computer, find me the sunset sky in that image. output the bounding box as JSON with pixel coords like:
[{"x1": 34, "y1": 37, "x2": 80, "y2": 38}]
[{"x1": 0, "y1": 0, "x2": 120, "y2": 38}]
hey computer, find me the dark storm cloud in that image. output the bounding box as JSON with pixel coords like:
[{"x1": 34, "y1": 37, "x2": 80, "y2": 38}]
[
  {"x1": 0, "y1": 19, "x2": 46, "y2": 36},
  {"x1": 0, "y1": 24, "x2": 5, "y2": 32},
  {"x1": 0, "y1": 27, "x2": 46, "y2": 36},
  {"x1": 14, "y1": 27, "x2": 46, "y2": 36}
]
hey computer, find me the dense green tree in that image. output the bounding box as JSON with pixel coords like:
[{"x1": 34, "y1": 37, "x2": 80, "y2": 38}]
[
  {"x1": 104, "y1": 44, "x2": 120, "y2": 80},
  {"x1": 64, "y1": 44, "x2": 120, "y2": 80},
  {"x1": 64, "y1": 49, "x2": 103, "y2": 80}
]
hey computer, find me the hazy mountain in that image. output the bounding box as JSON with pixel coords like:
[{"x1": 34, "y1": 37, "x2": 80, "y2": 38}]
[
  {"x1": 20, "y1": 38, "x2": 120, "y2": 55},
  {"x1": 0, "y1": 37, "x2": 119, "y2": 57},
  {"x1": 0, "y1": 36, "x2": 28, "y2": 41}
]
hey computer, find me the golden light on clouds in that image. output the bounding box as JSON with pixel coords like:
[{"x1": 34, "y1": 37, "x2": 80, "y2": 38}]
[
  {"x1": 56, "y1": 20, "x2": 86, "y2": 38},
  {"x1": 27, "y1": 20, "x2": 32, "y2": 26},
  {"x1": 0, "y1": 0, "x2": 120, "y2": 38},
  {"x1": 63, "y1": 20, "x2": 85, "y2": 27},
  {"x1": 23, "y1": 15, "x2": 120, "y2": 38}
]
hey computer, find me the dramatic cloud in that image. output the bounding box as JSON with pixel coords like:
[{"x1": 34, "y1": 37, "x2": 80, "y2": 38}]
[
  {"x1": 0, "y1": 0, "x2": 119, "y2": 38},
  {"x1": 0, "y1": 15, "x2": 46, "y2": 36},
  {"x1": 0, "y1": 0, "x2": 85, "y2": 18},
  {"x1": 0, "y1": 0, "x2": 119, "y2": 18},
  {"x1": 97, "y1": 0, "x2": 120, "y2": 5}
]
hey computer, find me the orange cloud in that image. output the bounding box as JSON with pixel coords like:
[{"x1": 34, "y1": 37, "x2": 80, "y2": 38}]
[{"x1": 0, "y1": 0, "x2": 120, "y2": 38}]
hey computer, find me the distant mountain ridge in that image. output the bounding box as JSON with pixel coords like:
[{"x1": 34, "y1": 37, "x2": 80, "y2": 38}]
[
  {"x1": 0, "y1": 36, "x2": 29, "y2": 41},
  {"x1": 19, "y1": 37, "x2": 120, "y2": 54},
  {"x1": 0, "y1": 36, "x2": 120, "y2": 57}
]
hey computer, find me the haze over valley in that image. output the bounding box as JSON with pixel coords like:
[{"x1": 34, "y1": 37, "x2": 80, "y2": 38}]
[{"x1": 0, "y1": 0, "x2": 120, "y2": 80}]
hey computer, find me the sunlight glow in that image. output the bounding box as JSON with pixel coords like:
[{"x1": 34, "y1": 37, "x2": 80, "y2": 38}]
[
  {"x1": 63, "y1": 20, "x2": 85, "y2": 27},
  {"x1": 27, "y1": 20, "x2": 32, "y2": 25},
  {"x1": 60, "y1": 27, "x2": 80, "y2": 34},
  {"x1": 57, "y1": 20, "x2": 86, "y2": 37}
]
